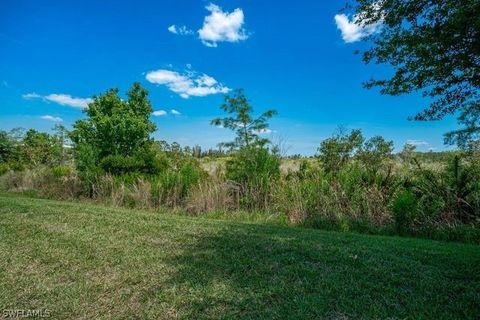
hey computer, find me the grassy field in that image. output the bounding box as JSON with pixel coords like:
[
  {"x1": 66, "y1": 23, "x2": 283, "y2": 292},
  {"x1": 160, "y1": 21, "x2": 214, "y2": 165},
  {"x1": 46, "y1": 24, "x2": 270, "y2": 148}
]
[{"x1": 1, "y1": 193, "x2": 479, "y2": 319}]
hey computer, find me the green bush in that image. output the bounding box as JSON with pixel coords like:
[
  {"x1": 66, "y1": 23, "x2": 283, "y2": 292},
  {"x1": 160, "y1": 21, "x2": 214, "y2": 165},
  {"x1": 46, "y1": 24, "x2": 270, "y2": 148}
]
[
  {"x1": 150, "y1": 158, "x2": 206, "y2": 208},
  {"x1": 317, "y1": 129, "x2": 363, "y2": 173},
  {"x1": 100, "y1": 155, "x2": 144, "y2": 175},
  {"x1": 51, "y1": 165, "x2": 73, "y2": 178},
  {"x1": 226, "y1": 147, "x2": 280, "y2": 210},
  {"x1": 391, "y1": 190, "x2": 418, "y2": 234},
  {"x1": 0, "y1": 163, "x2": 9, "y2": 176}
]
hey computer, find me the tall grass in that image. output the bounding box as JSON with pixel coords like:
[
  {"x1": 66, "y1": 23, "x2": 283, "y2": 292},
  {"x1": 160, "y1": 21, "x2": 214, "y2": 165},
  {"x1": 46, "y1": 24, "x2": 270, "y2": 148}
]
[{"x1": 1, "y1": 153, "x2": 479, "y2": 243}]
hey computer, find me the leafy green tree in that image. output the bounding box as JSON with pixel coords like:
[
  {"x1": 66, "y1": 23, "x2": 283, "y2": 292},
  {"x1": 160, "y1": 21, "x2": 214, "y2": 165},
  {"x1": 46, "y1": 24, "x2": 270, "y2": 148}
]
[
  {"x1": 52, "y1": 124, "x2": 71, "y2": 164},
  {"x1": 444, "y1": 105, "x2": 480, "y2": 152},
  {"x1": 357, "y1": 135, "x2": 394, "y2": 173},
  {"x1": 0, "y1": 130, "x2": 16, "y2": 163},
  {"x1": 0, "y1": 128, "x2": 26, "y2": 171},
  {"x1": 70, "y1": 83, "x2": 158, "y2": 176},
  {"x1": 21, "y1": 129, "x2": 63, "y2": 167},
  {"x1": 317, "y1": 129, "x2": 364, "y2": 173},
  {"x1": 211, "y1": 89, "x2": 277, "y2": 150},
  {"x1": 399, "y1": 143, "x2": 417, "y2": 165},
  {"x1": 352, "y1": 0, "x2": 480, "y2": 148},
  {"x1": 212, "y1": 90, "x2": 280, "y2": 208}
]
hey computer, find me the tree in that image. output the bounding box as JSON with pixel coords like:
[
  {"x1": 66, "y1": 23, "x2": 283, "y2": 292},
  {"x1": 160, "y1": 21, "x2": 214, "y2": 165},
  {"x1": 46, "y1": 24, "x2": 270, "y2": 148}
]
[
  {"x1": 70, "y1": 83, "x2": 158, "y2": 176},
  {"x1": 211, "y1": 89, "x2": 277, "y2": 150},
  {"x1": 357, "y1": 135, "x2": 394, "y2": 173},
  {"x1": 399, "y1": 143, "x2": 417, "y2": 165},
  {"x1": 317, "y1": 128, "x2": 364, "y2": 173},
  {"x1": 52, "y1": 124, "x2": 71, "y2": 164},
  {"x1": 21, "y1": 129, "x2": 63, "y2": 167},
  {"x1": 0, "y1": 130, "x2": 16, "y2": 163},
  {"x1": 444, "y1": 104, "x2": 480, "y2": 152},
  {"x1": 211, "y1": 90, "x2": 280, "y2": 208},
  {"x1": 0, "y1": 128, "x2": 25, "y2": 171},
  {"x1": 351, "y1": 0, "x2": 480, "y2": 148}
]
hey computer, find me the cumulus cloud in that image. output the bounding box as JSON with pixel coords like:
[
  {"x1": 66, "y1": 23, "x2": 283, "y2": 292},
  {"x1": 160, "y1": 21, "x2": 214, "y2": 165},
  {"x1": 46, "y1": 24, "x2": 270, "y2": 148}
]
[
  {"x1": 152, "y1": 110, "x2": 167, "y2": 116},
  {"x1": 40, "y1": 115, "x2": 63, "y2": 122},
  {"x1": 145, "y1": 68, "x2": 230, "y2": 98},
  {"x1": 170, "y1": 109, "x2": 181, "y2": 115},
  {"x1": 406, "y1": 139, "x2": 429, "y2": 146},
  {"x1": 334, "y1": 13, "x2": 382, "y2": 43},
  {"x1": 168, "y1": 24, "x2": 194, "y2": 35},
  {"x1": 23, "y1": 92, "x2": 92, "y2": 109},
  {"x1": 198, "y1": 3, "x2": 248, "y2": 47}
]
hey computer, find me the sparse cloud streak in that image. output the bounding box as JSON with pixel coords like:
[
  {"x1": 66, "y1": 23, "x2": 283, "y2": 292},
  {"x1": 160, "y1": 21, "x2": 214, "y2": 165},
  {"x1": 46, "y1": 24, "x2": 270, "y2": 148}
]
[
  {"x1": 406, "y1": 139, "x2": 429, "y2": 146},
  {"x1": 152, "y1": 110, "x2": 167, "y2": 116},
  {"x1": 40, "y1": 115, "x2": 63, "y2": 122},
  {"x1": 23, "y1": 92, "x2": 92, "y2": 109},
  {"x1": 168, "y1": 24, "x2": 194, "y2": 35}
]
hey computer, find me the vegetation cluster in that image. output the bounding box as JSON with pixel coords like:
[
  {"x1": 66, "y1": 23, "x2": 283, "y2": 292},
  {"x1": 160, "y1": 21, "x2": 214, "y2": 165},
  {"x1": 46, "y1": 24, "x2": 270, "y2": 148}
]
[{"x1": 1, "y1": 86, "x2": 479, "y2": 243}]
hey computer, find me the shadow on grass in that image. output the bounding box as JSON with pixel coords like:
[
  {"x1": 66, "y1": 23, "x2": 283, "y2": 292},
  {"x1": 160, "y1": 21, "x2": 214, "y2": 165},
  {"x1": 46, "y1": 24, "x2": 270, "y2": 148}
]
[{"x1": 160, "y1": 223, "x2": 480, "y2": 319}]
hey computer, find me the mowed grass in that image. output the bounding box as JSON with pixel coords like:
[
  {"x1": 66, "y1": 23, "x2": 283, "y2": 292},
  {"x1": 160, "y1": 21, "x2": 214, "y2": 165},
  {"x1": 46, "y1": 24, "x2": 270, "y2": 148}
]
[{"x1": 1, "y1": 193, "x2": 479, "y2": 319}]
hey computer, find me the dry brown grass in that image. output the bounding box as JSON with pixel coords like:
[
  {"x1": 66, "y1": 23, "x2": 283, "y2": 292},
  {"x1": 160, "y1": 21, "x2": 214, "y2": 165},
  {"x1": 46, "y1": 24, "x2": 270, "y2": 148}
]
[{"x1": 185, "y1": 180, "x2": 237, "y2": 214}]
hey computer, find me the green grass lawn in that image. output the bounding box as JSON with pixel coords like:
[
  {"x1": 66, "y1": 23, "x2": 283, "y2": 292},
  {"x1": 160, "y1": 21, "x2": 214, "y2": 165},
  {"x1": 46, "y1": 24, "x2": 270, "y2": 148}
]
[{"x1": 1, "y1": 193, "x2": 479, "y2": 319}]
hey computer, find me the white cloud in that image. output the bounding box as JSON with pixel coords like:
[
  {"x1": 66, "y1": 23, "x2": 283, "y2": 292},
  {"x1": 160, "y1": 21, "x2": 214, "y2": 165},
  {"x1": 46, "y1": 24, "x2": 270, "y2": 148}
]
[
  {"x1": 44, "y1": 94, "x2": 92, "y2": 108},
  {"x1": 145, "y1": 68, "x2": 230, "y2": 98},
  {"x1": 23, "y1": 92, "x2": 92, "y2": 109},
  {"x1": 40, "y1": 115, "x2": 63, "y2": 122},
  {"x1": 22, "y1": 93, "x2": 42, "y2": 99},
  {"x1": 406, "y1": 139, "x2": 429, "y2": 146},
  {"x1": 198, "y1": 3, "x2": 248, "y2": 47},
  {"x1": 334, "y1": 13, "x2": 382, "y2": 43},
  {"x1": 168, "y1": 24, "x2": 193, "y2": 35},
  {"x1": 170, "y1": 109, "x2": 181, "y2": 115},
  {"x1": 167, "y1": 25, "x2": 176, "y2": 33},
  {"x1": 196, "y1": 74, "x2": 217, "y2": 87},
  {"x1": 152, "y1": 110, "x2": 167, "y2": 116}
]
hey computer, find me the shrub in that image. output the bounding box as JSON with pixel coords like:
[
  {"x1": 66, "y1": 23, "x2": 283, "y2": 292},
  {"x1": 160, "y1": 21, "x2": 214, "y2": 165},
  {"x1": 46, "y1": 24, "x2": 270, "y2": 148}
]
[
  {"x1": 317, "y1": 129, "x2": 363, "y2": 173},
  {"x1": 100, "y1": 155, "x2": 143, "y2": 175},
  {"x1": 21, "y1": 129, "x2": 63, "y2": 167},
  {"x1": 51, "y1": 165, "x2": 72, "y2": 178},
  {"x1": 0, "y1": 163, "x2": 9, "y2": 176},
  {"x1": 226, "y1": 147, "x2": 280, "y2": 210},
  {"x1": 151, "y1": 158, "x2": 206, "y2": 208},
  {"x1": 356, "y1": 135, "x2": 394, "y2": 174},
  {"x1": 391, "y1": 190, "x2": 418, "y2": 234},
  {"x1": 0, "y1": 167, "x2": 80, "y2": 200}
]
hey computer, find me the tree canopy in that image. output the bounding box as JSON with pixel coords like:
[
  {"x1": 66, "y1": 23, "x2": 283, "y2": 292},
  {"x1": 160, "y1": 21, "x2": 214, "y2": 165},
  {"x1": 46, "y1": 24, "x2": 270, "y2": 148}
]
[
  {"x1": 70, "y1": 83, "x2": 159, "y2": 176},
  {"x1": 352, "y1": 0, "x2": 480, "y2": 149},
  {"x1": 317, "y1": 128, "x2": 364, "y2": 173},
  {"x1": 211, "y1": 89, "x2": 277, "y2": 150}
]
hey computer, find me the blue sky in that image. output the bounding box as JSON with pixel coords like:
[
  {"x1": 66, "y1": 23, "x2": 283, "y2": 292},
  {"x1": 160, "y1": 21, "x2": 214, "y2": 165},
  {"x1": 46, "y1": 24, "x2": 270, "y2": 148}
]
[{"x1": 0, "y1": 0, "x2": 457, "y2": 155}]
